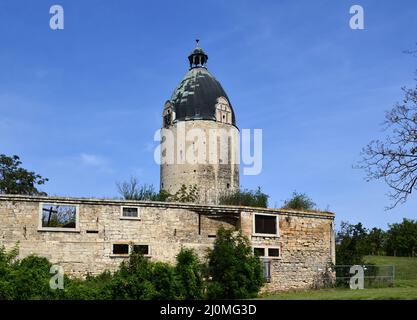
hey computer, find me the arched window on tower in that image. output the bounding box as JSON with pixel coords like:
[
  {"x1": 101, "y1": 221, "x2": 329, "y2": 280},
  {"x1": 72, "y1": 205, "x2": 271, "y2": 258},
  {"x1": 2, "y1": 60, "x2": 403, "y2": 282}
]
[
  {"x1": 215, "y1": 97, "x2": 232, "y2": 125},
  {"x1": 163, "y1": 101, "x2": 175, "y2": 128}
]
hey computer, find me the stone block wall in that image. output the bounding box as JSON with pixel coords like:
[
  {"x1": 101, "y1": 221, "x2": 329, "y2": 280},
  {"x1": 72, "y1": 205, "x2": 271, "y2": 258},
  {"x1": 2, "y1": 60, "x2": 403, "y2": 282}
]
[
  {"x1": 160, "y1": 120, "x2": 240, "y2": 204},
  {"x1": 0, "y1": 195, "x2": 335, "y2": 293}
]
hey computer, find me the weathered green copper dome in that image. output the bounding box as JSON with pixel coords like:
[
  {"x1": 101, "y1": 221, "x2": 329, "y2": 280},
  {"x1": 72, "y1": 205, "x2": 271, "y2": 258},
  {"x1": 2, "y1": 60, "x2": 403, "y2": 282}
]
[{"x1": 169, "y1": 42, "x2": 236, "y2": 125}]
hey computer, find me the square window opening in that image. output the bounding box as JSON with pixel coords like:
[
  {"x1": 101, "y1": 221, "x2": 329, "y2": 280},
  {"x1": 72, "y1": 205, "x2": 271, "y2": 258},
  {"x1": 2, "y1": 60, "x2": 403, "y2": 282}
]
[{"x1": 254, "y1": 214, "x2": 277, "y2": 235}]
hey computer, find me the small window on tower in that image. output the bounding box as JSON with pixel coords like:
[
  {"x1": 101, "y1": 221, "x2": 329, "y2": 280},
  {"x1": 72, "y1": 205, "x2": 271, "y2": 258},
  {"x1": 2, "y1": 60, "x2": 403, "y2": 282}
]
[{"x1": 164, "y1": 113, "x2": 172, "y2": 128}]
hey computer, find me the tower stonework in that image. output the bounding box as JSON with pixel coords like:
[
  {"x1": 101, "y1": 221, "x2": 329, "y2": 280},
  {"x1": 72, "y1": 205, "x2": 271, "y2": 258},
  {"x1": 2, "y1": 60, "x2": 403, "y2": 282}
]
[{"x1": 160, "y1": 44, "x2": 239, "y2": 204}]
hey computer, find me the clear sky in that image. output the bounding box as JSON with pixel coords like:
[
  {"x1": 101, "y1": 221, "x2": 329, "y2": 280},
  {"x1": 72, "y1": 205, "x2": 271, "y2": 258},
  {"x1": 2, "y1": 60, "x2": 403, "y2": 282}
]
[{"x1": 1, "y1": 0, "x2": 416, "y2": 229}]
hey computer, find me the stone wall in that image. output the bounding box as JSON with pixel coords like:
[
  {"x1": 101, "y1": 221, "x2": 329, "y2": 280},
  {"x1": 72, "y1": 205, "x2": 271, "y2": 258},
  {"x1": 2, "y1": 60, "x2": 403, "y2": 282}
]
[
  {"x1": 240, "y1": 211, "x2": 335, "y2": 292},
  {"x1": 160, "y1": 120, "x2": 240, "y2": 204},
  {"x1": 0, "y1": 195, "x2": 335, "y2": 293}
]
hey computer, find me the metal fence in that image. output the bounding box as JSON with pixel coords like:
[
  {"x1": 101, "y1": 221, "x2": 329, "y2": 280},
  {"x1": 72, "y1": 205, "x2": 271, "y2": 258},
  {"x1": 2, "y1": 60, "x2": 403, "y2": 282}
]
[{"x1": 333, "y1": 265, "x2": 395, "y2": 288}]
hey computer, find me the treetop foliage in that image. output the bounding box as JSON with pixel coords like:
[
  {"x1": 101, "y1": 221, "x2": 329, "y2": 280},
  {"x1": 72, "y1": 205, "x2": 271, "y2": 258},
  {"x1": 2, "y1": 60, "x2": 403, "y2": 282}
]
[
  {"x1": 218, "y1": 187, "x2": 269, "y2": 208},
  {"x1": 0, "y1": 154, "x2": 48, "y2": 196},
  {"x1": 282, "y1": 191, "x2": 316, "y2": 211}
]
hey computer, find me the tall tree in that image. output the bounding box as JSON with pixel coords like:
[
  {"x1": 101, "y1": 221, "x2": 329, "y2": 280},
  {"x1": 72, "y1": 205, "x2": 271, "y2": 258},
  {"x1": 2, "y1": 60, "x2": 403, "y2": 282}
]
[
  {"x1": 359, "y1": 48, "x2": 417, "y2": 208},
  {"x1": 0, "y1": 154, "x2": 48, "y2": 195}
]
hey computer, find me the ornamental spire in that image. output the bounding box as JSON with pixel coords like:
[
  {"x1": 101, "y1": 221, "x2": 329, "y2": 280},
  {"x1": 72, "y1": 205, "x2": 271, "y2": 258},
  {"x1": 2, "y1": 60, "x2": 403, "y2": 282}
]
[{"x1": 188, "y1": 40, "x2": 208, "y2": 69}]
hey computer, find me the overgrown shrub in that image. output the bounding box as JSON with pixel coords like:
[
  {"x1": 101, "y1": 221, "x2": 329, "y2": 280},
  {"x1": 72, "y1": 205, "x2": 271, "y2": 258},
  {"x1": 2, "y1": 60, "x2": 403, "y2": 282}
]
[
  {"x1": 219, "y1": 187, "x2": 268, "y2": 208},
  {"x1": 0, "y1": 245, "x2": 56, "y2": 300},
  {"x1": 111, "y1": 254, "x2": 167, "y2": 299},
  {"x1": 205, "y1": 227, "x2": 264, "y2": 299},
  {"x1": 0, "y1": 238, "x2": 264, "y2": 300},
  {"x1": 175, "y1": 248, "x2": 204, "y2": 299},
  {"x1": 282, "y1": 191, "x2": 316, "y2": 210}
]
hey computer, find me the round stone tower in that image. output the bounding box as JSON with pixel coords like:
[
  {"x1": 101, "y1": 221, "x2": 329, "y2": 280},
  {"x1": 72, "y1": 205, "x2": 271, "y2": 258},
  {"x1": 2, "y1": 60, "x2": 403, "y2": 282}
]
[{"x1": 160, "y1": 41, "x2": 239, "y2": 204}]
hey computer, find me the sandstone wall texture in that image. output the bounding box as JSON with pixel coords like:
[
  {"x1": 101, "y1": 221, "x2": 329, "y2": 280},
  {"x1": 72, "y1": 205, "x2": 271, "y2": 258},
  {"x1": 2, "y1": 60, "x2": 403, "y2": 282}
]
[
  {"x1": 0, "y1": 195, "x2": 335, "y2": 293},
  {"x1": 160, "y1": 120, "x2": 240, "y2": 204}
]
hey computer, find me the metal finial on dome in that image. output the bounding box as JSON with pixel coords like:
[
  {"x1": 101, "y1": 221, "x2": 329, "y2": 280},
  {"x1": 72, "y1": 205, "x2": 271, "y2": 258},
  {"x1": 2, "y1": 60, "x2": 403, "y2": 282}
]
[{"x1": 188, "y1": 40, "x2": 208, "y2": 69}]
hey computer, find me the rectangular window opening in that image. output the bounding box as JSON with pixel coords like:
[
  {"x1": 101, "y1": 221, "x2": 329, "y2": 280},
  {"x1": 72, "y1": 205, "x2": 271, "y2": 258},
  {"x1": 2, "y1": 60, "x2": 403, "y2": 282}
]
[
  {"x1": 254, "y1": 248, "x2": 265, "y2": 257},
  {"x1": 113, "y1": 244, "x2": 129, "y2": 255},
  {"x1": 41, "y1": 203, "x2": 77, "y2": 230},
  {"x1": 268, "y1": 248, "x2": 280, "y2": 257},
  {"x1": 121, "y1": 207, "x2": 140, "y2": 219},
  {"x1": 254, "y1": 214, "x2": 277, "y2": 235},
  {"x1": 133, "y1": 245, "x2": 149, "y2": 255},
  {"x1": 262, "y1": 260, "x2": 271, "y2": 283}
]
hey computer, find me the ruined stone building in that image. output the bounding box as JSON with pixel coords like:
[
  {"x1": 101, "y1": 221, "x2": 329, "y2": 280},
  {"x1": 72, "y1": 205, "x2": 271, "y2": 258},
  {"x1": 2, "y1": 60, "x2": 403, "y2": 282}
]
[{"x1": 0, "y1": 43, "x2": 335, "y2": 293}]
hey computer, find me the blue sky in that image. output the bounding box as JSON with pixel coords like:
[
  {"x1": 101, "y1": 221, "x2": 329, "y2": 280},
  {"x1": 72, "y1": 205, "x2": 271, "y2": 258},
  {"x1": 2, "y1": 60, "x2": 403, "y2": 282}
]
[{"x1": 1, "y1": 0, "x2": 416, "y2": 229}]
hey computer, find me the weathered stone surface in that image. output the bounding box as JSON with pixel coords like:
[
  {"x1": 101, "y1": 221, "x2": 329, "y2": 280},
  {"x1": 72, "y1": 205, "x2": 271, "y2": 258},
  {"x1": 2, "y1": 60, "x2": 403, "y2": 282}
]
[
  {"x1": 160, "y1": 120, "x2": 239, "y2": 204},
  {"x1": 0, "y1": 194, "x2": 335, "y2": 293}
]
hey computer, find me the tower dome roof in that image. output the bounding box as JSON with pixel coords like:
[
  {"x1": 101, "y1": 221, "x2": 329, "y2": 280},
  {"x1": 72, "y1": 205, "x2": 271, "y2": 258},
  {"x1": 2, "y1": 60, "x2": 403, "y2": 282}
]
[{"x1": 169, "y1": 42, "x2": 236, "y2": 126}]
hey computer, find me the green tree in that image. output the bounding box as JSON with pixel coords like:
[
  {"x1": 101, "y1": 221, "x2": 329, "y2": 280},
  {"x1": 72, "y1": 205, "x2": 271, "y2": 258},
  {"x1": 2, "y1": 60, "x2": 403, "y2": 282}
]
[
  {"x1": 175, "y1": 248, "x2": 204, "y2": 299},
  {"x1": 219, "y1": 187, "x2": 269, "y2": 208},
  {"x1": 205, "y1": 227, "x2": 264, "y2": 299},
  {"x1": 0, "y1": 154, "x2": 48, "y2": 195},
  {"x1": 336, "y1": 221, "x2": 369, "y2": 265},
  {"x1": 282, "y1": 191, "x2": 316, "y2": 210},
  {"x1": 367, "y1": 227, "x2": 387, "y2": 256},
  {"x1": 385, "y1": 218, "x2": 417, "y2": 257},
  {"x1": 110, "y1": 253, "x2": 179, "y2": 299}
]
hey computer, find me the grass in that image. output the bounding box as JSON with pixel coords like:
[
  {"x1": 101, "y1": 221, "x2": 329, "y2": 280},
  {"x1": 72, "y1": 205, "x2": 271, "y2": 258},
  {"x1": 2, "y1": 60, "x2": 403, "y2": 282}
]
[{"x1": 260, "y1": 256, "x2": 417, "y2": 300}]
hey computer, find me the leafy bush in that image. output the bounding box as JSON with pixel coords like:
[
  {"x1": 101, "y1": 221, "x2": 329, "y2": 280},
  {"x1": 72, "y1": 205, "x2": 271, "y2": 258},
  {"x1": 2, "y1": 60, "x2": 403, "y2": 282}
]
[
  {"x1": 0, "y1": 238, "x2": 264, "y2": 300},
  {"x1": 0, "y1": 245, "x2": 57, "y2": 299},
  {"x1": 57, "y1": 272, "x2": 113, "y2": 300},
  {"x1": 282, "y1": 191, "x2": 316, "y2": 210},
  {"x1": 219, "y1": 187, "x2": 268, "y2": 208},
  {"x1": 169, "y1": 184, "x2": 199, "y2": 203},
  {"x1": 205, "y1": 227, "x2": 264, "y2": 299},
  {"x1": 110, "y1": 254, "x2": 170, "y2": 299},
  {"x1": 175, "y1": 248, "x2": 204, "y2": 299}
]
